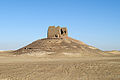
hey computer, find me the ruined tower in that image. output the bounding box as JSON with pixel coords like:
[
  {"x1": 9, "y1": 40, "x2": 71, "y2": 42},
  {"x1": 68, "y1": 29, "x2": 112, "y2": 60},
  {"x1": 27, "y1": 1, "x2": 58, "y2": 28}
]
[{"x1": 47, "y1": 26, "x2": 68, "y2": 38}]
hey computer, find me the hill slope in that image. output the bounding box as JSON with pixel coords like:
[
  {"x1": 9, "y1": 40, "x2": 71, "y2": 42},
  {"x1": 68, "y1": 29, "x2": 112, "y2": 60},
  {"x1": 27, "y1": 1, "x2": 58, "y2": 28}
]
[{"x1": 14, "y1": 37, "x2": 104, "y2": 57}]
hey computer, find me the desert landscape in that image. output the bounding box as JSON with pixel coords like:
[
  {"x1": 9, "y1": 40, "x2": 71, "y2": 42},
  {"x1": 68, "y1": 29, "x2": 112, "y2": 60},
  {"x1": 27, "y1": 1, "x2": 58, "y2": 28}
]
[
  {"x1": 0, "y1": 0, "x2": 120, "y2": 79},
  {"x1": 0, "y1": 26, "x2": 120, "y2": 80},
  {"x1": 0, "y1": 51, "x2": 120, "y2": 80}
]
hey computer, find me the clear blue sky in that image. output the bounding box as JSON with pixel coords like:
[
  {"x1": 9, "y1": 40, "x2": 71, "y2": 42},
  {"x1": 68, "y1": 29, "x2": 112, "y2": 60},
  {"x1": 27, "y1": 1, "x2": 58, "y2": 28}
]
[{"x1": 0, "y1": 0, "x2": 120, "y2": 51}]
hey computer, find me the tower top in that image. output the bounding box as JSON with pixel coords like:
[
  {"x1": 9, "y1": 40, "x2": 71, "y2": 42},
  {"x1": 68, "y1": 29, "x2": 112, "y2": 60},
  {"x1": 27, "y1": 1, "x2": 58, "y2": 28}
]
[{"x1": 47, "y1": 26, "x2": 68, "y2": 38}]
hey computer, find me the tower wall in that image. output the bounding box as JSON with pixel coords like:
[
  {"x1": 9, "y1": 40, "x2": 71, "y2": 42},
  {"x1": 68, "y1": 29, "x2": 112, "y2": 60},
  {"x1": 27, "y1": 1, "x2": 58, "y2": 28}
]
[
  {"x1": 60, "y1": 27, "x2": 68, "y2": 37},
  {"x1": 47, "y1": 26, "x2": 68, "y2": 38},
  {"x1": 47, "y1": 26, "x2": 56, "y2": 38}
]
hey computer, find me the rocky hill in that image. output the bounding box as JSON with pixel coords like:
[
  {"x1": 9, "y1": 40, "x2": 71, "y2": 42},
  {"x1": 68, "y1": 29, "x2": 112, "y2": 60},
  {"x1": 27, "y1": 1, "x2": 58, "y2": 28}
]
[
  {"x1": 14, "y1": 26, "x2": 105, "y2": 57},
  {"x1": 14, "y1": 37, "x2": 104, "y2": 57}
]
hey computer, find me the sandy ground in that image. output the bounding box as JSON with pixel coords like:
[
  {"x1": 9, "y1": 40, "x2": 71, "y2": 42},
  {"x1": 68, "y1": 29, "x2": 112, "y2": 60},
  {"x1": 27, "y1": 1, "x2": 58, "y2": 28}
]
[{"x1": 0, "y1": 52, "x2": 120, "y2": 80}]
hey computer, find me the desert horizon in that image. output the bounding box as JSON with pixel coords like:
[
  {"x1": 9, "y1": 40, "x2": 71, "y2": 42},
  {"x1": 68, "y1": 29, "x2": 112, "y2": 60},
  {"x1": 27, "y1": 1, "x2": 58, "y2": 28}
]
[
  {"x1": 0, "y1": 0, "x2": 120, "y2": 80},
  {"x1": 0, "y1": 26, "x2": 120, "y2": 80}
]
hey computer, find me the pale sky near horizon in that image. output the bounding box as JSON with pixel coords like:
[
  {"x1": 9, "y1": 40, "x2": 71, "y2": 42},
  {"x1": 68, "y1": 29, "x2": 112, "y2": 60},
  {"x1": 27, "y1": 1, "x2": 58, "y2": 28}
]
[{"x1": 0, "y1": 0, "x2": 120, "y2": 51}]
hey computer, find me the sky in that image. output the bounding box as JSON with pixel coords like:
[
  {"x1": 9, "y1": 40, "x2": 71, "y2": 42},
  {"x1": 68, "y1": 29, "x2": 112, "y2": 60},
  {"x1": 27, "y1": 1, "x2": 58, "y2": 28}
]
[{"x1": 0, "y1": 0, "x2": 120, "y2": 51}]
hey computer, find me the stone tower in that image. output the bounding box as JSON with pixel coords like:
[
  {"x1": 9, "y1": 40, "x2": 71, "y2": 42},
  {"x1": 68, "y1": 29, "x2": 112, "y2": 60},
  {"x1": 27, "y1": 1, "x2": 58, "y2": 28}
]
[{"x1": 47, "y1": 26, "x2": 68, "y2": 38}]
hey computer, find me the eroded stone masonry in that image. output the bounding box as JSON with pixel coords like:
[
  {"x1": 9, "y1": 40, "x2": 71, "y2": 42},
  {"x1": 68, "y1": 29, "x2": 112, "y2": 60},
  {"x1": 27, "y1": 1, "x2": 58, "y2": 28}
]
[{"x1": 47, "y1": 26, "x2": 68, "y2": 38}]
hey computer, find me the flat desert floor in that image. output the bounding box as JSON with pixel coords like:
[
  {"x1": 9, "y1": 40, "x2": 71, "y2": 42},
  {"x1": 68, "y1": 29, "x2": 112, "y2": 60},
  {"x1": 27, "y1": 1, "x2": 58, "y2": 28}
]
[{"x1": 0, "y1": 52, "x2": 120, "y2": 80}]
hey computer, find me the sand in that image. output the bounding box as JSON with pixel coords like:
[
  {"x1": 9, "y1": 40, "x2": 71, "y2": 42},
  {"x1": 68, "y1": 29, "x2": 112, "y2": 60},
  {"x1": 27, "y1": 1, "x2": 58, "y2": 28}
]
[{"x1": 0, "y1": 52, "x2": 120, "y2": 80}]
